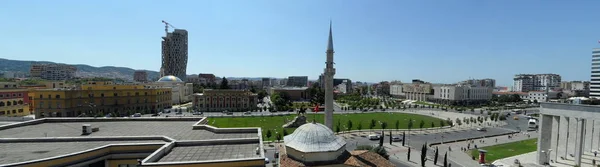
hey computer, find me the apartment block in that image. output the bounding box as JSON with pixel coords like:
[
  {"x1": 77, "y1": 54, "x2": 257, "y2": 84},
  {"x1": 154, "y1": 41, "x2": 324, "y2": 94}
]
[
  {"x1": 30, "y1": 64, "x2": 77, "y2": 80},
  {"x1": 513, "y1": 74, "x2": 561, "y2": 92}
]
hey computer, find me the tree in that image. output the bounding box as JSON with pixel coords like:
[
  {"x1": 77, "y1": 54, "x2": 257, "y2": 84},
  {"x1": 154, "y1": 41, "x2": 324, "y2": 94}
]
[
  {"x1": 408, "y1": 119, "x2": 413, "y2": 131},
  {"x1": 434, "y1": 146, "x2": 439, "y2": 165},
  {"x1": 357, "y1": 122, "x2": 363, "y2": 132},
  {"x1": 444, "y1": 152, "x2": 448, "y2": 167},
  {"x1": 266, "y1": 130, "x2": 272, "y2": 140},
  {"x1": 276, "y1": 133, "x2": 282, "y2": 142},
  {"x1": 534, "y1": 99, "x2": 538, "y2": 103},
  {"x1": 335, "y1": 125, "x2": 340, "y2": 134},
  {"x1": 420, "y1": 144, "x2": 427, "y2": 167},
  {"x1": 283, "y1": 129, "x2": 288, "y2": 136},
  {"x1": 440, "y1": 120, "x2": 445, "y2": 127},
  {"x1": 395, "y1": 120, "x2": 400, "y2": 133},
  {"x1": 219, "y1": 77, "x2": 230, "y2": 89},
  {"x1": 446, "y1": 118, "x2": 453, "y2": 127},
  {"x1": 456, "y1": 118, "x2": 462, "y2": 126},
  {"x1": 431, "y1": 122, "x2": 435, "y2": 129},
  {"x1": 257, "y1": 90, "x2": 268, "y2": 101},
  {"x1": 370, "y1": 119, "x2": 376, "y2": 131},
  {"x1": 347, "y1": 120, "x2": 353, "y2": 131},
  {"x1": 419, "y1": 120, "x2": 425, "y2": 129},
  {"x1": 381, "y1": 122, "x2": 388, "y2": 129}
]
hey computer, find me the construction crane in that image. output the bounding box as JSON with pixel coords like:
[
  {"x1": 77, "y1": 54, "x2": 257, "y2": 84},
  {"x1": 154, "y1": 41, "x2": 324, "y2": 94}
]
[{"x1": 161, "y1": 20, "x2": 177, "y2": 34}]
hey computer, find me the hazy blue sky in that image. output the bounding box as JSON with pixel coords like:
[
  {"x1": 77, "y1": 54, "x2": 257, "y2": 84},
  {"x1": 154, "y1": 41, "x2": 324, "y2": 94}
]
[{"x1": 2, "y1": 0, "x2": 599, "y2": 86}]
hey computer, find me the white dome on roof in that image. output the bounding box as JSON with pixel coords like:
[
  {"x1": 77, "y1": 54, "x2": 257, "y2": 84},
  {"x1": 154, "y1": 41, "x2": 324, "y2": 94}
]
[
  {"x1": 157, "y1": 75, "x2": 183, "y2": 83},
  {"x1": 283, "y1": 122, "x2": 346, "y2": 153}
]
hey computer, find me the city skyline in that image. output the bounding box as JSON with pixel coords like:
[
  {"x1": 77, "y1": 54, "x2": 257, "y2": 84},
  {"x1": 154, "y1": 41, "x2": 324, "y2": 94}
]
[{"x1": 2, "y1": 0, "x2": 600, "y2": 86}]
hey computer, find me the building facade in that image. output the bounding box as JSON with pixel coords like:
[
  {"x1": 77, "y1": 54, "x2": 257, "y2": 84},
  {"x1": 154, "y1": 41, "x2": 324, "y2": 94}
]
[
  {"x1": 402, "y1": 81, "x2": 433, "y2": 101},
  {"x1": 161, "y1": 29, "x2": 188, "y2": 80},
  {"x1": 192, "y1": 89, "x2": 257, "y2": 112},
  {"x1": 389, "y1": 84, "x2": 405, "y2": 98},
  {"x1": 287, "y1": 76, "x2": 308, "y2": 87},
  {"x1": 432, "y1": 85, "x2": 493, "y2": 105},
  {"x1": 147, "y1": 76, "x2": 193, "y2": 105},
  {"x1": 30, "y1": 64, "x2": 77, "y2": 80},
  {"x1": 457, "y1": 78, "x2": 496, "y2": 88},
  {"x1": 591, "y1": 48, "x2": 600, "y2": 98},
  {"x1": 133, "y1": 70, "x2": 148, "y2": 82},
  {"x1": 270, "y1": 87, "x2": 310, "y2": 101},
  {"x1": 514, "y1": 74, "x2": 561, "y2": 92},
  {"x1": 0, "y1": 89, "x2": 30, "y2": 117},
  {"x1": 31, "y1": 84, "x2": 172, "y2": 118}
]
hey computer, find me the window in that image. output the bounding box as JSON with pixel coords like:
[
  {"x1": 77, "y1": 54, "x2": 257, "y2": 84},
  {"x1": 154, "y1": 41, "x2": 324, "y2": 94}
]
[
  {"x1": 114, "y1": 93, "x2": 118, "y2": 97},
  {"x1": 0, "y1": 94, "x2": 3, "y2": 98},
  {"x1": 6, "y1": 101, "x2": 11, "y2": 106},
  {"x1": 18, "y1": 109, "x2": 23, "y2": 113},
  {"x1": 39, "y1": 94, "x2": 43, "y2": 99},
  {"x1": 12, "y1": 93, "x2": 16, "y2": 97},
  {"x1": 48, "y1": 95, "x2": 51, "y2": 99},
  {"x1": 55, "y1": 95, "x2": 60, "y2": 99},
  {"x1": 0, "y1": 111, "x2": 4, "y2": 115},
  {"x1": 0, "y1": 102, "x2": 3, "y2": 107},
  {"x1": 18, "y1": 100, "x2": 23, "y2": 105},
  {"x1": 101, "y1": 93, "x2": 105, "y2": 97}
]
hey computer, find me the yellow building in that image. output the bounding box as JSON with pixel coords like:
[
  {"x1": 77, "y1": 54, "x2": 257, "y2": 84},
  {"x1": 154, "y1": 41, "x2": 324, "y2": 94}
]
[{"x1": 31, "y1": 84, "x2": 172, "y2": 118}]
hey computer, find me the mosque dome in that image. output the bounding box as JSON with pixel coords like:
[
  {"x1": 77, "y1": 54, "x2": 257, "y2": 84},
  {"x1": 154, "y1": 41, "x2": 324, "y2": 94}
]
[
  {"x1": 284, "y1": 122, "x2": 346, "y2": 153},
  {"x1": 157, "y1": 75, "x2": 183, "y2": 83}
]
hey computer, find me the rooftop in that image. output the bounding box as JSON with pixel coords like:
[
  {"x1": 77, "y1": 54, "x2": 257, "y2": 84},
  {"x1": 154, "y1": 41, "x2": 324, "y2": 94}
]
[{"x1": 0, "y1": 117, "x2": 263, "y2": 166}]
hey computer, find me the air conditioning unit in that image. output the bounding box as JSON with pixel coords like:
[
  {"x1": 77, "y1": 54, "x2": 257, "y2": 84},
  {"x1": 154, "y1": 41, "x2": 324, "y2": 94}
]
[{"x1": 82, "y1": 124, "x2": 92, "y2": 135}]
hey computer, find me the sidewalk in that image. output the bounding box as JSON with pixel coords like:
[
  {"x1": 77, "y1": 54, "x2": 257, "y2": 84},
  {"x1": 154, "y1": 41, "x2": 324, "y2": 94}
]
[{"x1": 431, "y1": 131, "x2": 539, "y2": 166}]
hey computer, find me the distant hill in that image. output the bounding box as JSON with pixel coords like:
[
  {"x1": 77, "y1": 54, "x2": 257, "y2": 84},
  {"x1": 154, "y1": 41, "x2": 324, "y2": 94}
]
[{"x1": 0, "y1": 58, "x2": 160, "y2": 80}]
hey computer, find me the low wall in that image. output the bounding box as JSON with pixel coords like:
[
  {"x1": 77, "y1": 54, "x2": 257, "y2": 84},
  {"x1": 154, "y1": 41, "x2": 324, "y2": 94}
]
[
  {"x1": 0, "y1": 116, "x2": 34, "y2": 122},
  {"x1": 0, "y1": 136, "x2": 173, "y2": 143},
  {"x1": 192, "y1": 124, "x2": 259, "y2": 133}
]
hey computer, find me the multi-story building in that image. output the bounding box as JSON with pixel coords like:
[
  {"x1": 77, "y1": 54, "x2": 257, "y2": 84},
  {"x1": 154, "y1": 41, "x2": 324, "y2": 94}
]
[
  {"x1": 0, "y1": 88, "x2": 30, "y2": 117},
  {"x1": 390, "y1": 84, "x2": 405, "y2": 98},
  {"x1": 262, "y1": 78, "x2": 271, "y2": 88},
  {"x1": 160, "y1": 29, "x2": 188, "y2": 80},
  {"x1": 432, "y1": 85, "x2": 493, "y2": 105},
  {"x1": 0, "y1": 82, "x2": 18, "y2": 89},
  {"x1": 287, "y1": 76, "x2": 308, "y2": 87},
  {"x1": 317, "y1": 74, "x2": 353, "y2": 93},
  {"x1": 30, "y1": 83, "x2": 172, "y2": 118},
  {"x1": 402, "y1": 80, "x2": 433, "y2": 101},
  {"x1": 133, "y1": 70, "x2": 148, "y2": 82},
  {"x1": 192, "y1": 89, "x2": 257, "y2": 112},
  {"x1": 146, "y1": 76, "x2": 193, "y2": 105},
  {"x1": 457, "y1": 78, "x2": 496, "y2": 88},
  {"x1": 198, "y1": 73, "x2": 217, "y2": 85},
  {"x1": 591, "y1": 48, "x2": 600, "y2": 98},
  {"x1": 513, "y1": 74, "x2": 561, "y2": 92},
  {"x1": 270, "y1": 87, "x2": 310, "y2": 101},
  {"x1": 30, "y1": 64, "x2": 77, "y2": 80},
  {"x1": 376, "y1": 81, "x2": 390, "y2": 96}
]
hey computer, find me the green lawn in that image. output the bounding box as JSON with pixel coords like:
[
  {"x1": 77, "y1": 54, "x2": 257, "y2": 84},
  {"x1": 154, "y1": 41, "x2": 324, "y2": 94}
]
[
  {"x1": 207, "y1": 112, "x2": 443, "y2": 141},
  {"x1": 470, "y1": 138, "x2": 537, "y2": 163}
]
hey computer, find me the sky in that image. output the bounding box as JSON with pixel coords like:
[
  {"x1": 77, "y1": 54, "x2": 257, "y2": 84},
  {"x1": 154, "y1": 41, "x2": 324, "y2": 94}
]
[{"x1": 1, "y1": 0, "x2": 600, "y2": 86}]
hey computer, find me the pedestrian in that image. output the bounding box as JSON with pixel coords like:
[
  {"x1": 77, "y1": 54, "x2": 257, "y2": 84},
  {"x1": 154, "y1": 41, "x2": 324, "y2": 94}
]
[
  {"x1": 595, "y1": 151, "x2": 598, "y2": 157},
  {"x1": 495, "y1": 138, "x2": 498, "y2": 143},
  {"x1": 475, "y1": 144, "x2": 478, "y2": 149}
]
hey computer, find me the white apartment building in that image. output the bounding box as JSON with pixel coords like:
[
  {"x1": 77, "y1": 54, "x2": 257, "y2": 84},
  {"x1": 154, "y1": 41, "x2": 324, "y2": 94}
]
[
  {"x1": 457, "y1": 78, "x2": 496, "y2": 88},
  {"x1": 161, "y1": 29, "x2": 188, "y2": 81},
  {"x1": 591, "y1": 48, "x2": 600, "y2": 98},
  {"x1": 524, "y1": 91, "x2": 560, "y2": 102},
  {"x1": 513, "y1": 74, "x2": 561, "y2": 92},
  {"x1": 432, "y1": 85, "x2": 493, "y2": 105},
  {"x1": 335, "y1": 82, "x2": 347, "y2": 94}
]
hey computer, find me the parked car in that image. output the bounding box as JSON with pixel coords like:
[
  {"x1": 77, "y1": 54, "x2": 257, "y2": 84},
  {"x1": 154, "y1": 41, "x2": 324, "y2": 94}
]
[
  {"x1": 392, "y1": 136, "x2": 402, "y2": 142},
  {"x1": 192, "y1": 112, "x2": 202, "y2": 115},
  {"x1": 476, "y1": 127, "x2": 487, "y2": 131},
  {"x1": 244, "y1": 111, "x2": 252, "y2": 115},
  {"x1": 132, "y1": 113, "x2": 142, "y2": 117},
  {"x1": 264, "y1": 158, "x2": 270, "y2": 164},
  {"x1": 151, "y1": 113, "x2": 159, "y2": 117},
  {"x1": 175, "y1": 112, "x2": 182, "y2": 115},
  {"x1": 368, "y1": 134, "x2": 381, "y2": 140}
]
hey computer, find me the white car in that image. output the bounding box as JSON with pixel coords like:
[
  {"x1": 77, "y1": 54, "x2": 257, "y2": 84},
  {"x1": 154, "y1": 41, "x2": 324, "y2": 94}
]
[
  {"x1": 368, "y1": 134, "x2": 381, "y2": 140},
  {"x1": 477, "y1": 127, "x2": 487, "y2": 131}
]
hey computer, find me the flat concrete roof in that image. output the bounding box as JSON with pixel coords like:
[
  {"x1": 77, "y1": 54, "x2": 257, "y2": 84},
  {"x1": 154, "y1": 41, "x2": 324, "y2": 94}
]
[
  {"x1": 0, "y1": 121, "x2": 255, "y2": 140},
  {"x1": 0, "y1": 118, "x2": 263, "y2": 166},
  {"x1": 0, "y1": 140, "x2": 165, "y2": 165},
  {"x1": 157, "y1": 143, "x2": 259, "y2": 162}
]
